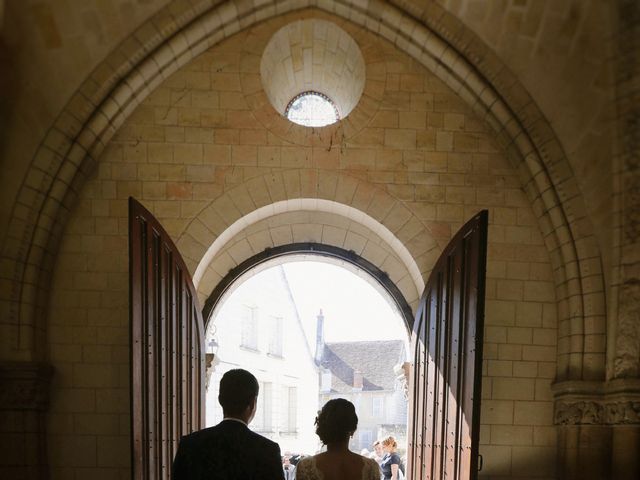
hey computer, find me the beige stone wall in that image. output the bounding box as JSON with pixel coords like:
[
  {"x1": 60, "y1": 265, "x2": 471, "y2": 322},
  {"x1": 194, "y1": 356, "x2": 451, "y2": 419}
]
[
  {"x1": 434, "y1": 0, "x2": 615, "y2": 287},
  {"x1": 0, "y1": 0, "x2": 170, "y2": 238},
  {"x1": 45, "y1": 11, "x2": 557, "y2": 479},
  {"x1": 0, "y1": 1, "x2": 616, "y2": 287},
  {"x1": 0, "y1": 0, "x2": 607, "y2": 386}
]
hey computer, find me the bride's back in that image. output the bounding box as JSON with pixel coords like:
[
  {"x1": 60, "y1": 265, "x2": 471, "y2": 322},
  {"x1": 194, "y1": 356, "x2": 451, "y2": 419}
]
[
  {"x1": 315, "y1": 451, "x2": 365, "y2": 479},
  {"x1": 297, "y1": 451, "x2": 380, "y2": 480},
  {"x1": 297, "y1": 398, "x2": 380, "y2": 480}
]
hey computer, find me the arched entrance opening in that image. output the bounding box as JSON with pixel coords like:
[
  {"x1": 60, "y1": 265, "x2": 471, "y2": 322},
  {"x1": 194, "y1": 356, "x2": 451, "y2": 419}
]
[
  {"x1": 129, "y1": 199, "x2": 488, "y2": 480},
  {"x1": 202, "y1": 244, "x2": 412, "y2": 459}
]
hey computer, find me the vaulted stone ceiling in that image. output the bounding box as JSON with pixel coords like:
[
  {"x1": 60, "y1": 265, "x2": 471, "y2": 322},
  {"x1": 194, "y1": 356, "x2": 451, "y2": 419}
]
[
  {"x1": 433, "y1": 0, "x2": 614, "y2": 276},
  {"x1": 0, "y1": 0, "x2": 616, "y2": 274},
  {"x1": 0, "y1": 0, "x2": 171, "y2": 232}
]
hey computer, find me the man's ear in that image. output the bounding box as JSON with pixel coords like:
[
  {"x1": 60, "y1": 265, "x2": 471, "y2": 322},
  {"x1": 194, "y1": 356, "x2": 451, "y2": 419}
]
[{"x1": 246, "y1": 396, "x2": 258, "y2": 422}]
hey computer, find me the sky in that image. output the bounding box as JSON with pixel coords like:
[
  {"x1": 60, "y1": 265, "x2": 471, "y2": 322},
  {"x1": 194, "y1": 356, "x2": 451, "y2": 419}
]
[
  {"x1": 211, "y1": 259, "x2": 410, "y2": 350},
  {"x1": 281, "y1": 261, "x2": 408, "y2": 344}
]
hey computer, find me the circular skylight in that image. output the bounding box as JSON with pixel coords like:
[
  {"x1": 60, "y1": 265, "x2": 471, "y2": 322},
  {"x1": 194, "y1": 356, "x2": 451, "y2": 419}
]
[
  {"x1": 260, "y1": 19, "x2": 365, "y2": 128},
  {"x1": 285, "y1": 91, "x2": 339, "y2": 127}
]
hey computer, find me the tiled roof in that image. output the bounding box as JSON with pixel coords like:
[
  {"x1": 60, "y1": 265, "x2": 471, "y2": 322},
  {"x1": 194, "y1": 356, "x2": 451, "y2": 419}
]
[{"x1": 320, "y1": 340, "x2": 406, "y2": 393}]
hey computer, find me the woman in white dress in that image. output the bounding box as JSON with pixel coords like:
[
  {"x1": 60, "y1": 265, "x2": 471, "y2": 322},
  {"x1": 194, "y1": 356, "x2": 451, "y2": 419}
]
[{"x1": 296, "y1": 399, "x2": 381, "y2": 480}]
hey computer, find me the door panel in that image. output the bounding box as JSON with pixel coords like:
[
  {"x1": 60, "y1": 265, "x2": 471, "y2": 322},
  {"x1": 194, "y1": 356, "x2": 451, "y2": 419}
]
[
  {"x1": 408, "y1": 210, "x2": 488, "y2": 480},
  {"x1": 129, "y1": 198, "x2": 205, "y2": 480}
]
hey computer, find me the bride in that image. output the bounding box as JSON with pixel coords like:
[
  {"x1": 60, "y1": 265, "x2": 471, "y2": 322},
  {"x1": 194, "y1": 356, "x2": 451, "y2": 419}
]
[{"x1": 296, "y1": 398, "x2": 381, "y2": 480}]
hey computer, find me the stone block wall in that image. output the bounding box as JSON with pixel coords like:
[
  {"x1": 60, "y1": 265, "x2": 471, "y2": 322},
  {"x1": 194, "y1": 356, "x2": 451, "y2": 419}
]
[
  {"x1": 435, "y1": 0, "x2": 615, "y2": 286},
  {"x1": 43, "y1": 10, "x2": 558, "y2": 480}
]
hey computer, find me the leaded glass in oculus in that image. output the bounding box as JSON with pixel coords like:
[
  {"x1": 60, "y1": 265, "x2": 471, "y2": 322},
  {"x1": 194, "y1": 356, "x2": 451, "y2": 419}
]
[{"x1": 285, "y1": 91, "x2": 339, "y2": 127}]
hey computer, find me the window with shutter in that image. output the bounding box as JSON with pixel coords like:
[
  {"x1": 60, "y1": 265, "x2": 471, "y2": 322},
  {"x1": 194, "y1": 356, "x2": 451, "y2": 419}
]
[
  {"x1": 241, "y1": 305, "x2": 258, "y2": 350},
  {"x1": 268, "y1": 315, "x2": 283, "y2": 357}
]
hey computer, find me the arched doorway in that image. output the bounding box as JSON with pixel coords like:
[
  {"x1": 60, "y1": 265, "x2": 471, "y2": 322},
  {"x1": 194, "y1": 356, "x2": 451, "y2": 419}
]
[
  {"x1": 202, "y1": 243, "x2": 414, "y2": 327},
  {"x1": 130, "y1": 199, "x2": 488, "y2": 480},
  {"x1": 202, "y1": 244, "x2": 413, "y2": 457}
]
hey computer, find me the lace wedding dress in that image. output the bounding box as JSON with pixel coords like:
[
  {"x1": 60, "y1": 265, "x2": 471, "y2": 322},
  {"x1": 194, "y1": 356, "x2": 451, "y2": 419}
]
[{"x1": 296, "y1": 456, "x2": 381, "y2": 480}]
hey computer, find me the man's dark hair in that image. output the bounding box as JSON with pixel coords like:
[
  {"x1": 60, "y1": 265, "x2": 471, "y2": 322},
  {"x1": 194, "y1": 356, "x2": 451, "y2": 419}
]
[
  {"x1": 315, "y1": 398, "x2": 358, "y2": 444},
  {"x1": 218, "y1": 369, "x2": 259, "y2": 416}
]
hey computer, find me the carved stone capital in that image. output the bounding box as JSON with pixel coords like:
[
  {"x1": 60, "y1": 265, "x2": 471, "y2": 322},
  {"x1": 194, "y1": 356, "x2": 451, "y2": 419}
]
[
  {"x1": 605, "y1": 401, "x2": 640, "y2": 424},
  {"x1": 555, "y1": 400, "x2": 640, "y2": 425},
  {"x1": 553, "y1": 379, "x2": 640, "y2": 425},
  {"x1": 0, "y1": 362, "x2": 54, "y2": 411},
  {"x1": 554, "y1": 401, "x2": 604, "y2": 425}
]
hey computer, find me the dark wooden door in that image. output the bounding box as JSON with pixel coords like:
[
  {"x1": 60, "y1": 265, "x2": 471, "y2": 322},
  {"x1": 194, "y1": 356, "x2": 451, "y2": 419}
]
[
  {"x1": 129, "y1": 197, "x2": 205, "y2": 480},
  {"x1": 407, "y1": 210, "x2": 488, "y2": 480}
]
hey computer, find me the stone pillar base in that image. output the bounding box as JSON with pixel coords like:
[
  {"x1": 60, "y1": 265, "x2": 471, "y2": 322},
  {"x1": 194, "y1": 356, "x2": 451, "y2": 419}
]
[
  {"x1": 612, "y1": 425, "x2": 640, "y2": 480},
  {"x1": 557, "y1": 425, "x2": 611, "y2": 479}
]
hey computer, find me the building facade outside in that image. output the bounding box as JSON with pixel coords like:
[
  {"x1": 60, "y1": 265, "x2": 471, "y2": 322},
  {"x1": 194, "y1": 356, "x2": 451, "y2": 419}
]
[
  {"x1": 316, "y1": 317, "x2": 409, "y2": 455},
  {"x1": 205, "y1": 265, "x2": 321, "y2": 454}
]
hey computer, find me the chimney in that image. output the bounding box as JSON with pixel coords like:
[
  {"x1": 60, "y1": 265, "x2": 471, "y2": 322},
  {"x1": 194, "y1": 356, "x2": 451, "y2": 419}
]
[
  {"x1": 314, "y1": 309, "x2": 325, "y2": 365},
  {"x1": 353, "y1": 370, "x2": 363, "y2": 390}
]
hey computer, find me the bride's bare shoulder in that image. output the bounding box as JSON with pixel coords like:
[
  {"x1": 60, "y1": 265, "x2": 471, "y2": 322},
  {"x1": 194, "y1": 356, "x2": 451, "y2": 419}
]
[
  {"x1": 295, "y1": 456, "x2": 321, "y2": 480},
  {"x1": 298, "y1": 455, "x2": 317, "y2": 466},
  {"x1": 362, "y1": 457, "x2": 381, "y2": 477}
]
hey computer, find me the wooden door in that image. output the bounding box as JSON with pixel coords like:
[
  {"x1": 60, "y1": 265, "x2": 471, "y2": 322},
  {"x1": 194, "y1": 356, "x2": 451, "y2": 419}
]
[
  {"x1": 129, "y1": 197, "x2": 205, "y2": 480},
  {"x1": 407, "y1": 210, "x2": 488, "y2": 480}
]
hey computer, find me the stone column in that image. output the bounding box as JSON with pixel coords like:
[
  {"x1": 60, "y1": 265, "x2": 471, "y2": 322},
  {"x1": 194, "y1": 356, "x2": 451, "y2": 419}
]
[
  {"x1": 0, "y1": 362, "x2": 53, "y2": 480},
  {"x1": 553, "y1": 379, "x2": 640, "y2": 479},
  {"x1": 603, "y1": 1, "x2": 640, "y2": 478}
]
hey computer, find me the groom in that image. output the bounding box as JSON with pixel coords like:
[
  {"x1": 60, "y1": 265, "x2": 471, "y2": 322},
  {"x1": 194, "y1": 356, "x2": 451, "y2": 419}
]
[{"x1": 172, "y1": 369, "x2": 284, "y2": 480}]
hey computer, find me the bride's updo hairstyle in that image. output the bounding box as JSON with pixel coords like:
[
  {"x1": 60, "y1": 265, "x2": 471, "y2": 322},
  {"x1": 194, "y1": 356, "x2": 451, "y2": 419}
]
[{"x1": 315, "y1": 398, "x2": 358, "y2": 444}]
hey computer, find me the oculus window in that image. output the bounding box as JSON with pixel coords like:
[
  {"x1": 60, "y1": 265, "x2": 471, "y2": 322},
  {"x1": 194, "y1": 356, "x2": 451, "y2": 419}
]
[{"x1": 285, "y1": 91, "x2": 340, "y2": 127}]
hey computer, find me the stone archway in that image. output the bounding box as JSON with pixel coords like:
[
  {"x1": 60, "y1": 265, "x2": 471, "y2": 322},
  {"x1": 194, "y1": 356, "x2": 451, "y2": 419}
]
[
  {"x1": 0, "y1": 1, "x2": 604, "y2": 388},
  {"x1": 177, "y1": 170, "x2": 433, "y2": 311},
  {"x1": 0, "y1": 4, "x2": 621, "y2": 479}
]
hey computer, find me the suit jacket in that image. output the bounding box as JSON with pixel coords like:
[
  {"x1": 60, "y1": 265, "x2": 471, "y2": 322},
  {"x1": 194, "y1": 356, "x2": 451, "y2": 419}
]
[{"x1": 172, "y1": 419, "x2": 285, "y2": 480}]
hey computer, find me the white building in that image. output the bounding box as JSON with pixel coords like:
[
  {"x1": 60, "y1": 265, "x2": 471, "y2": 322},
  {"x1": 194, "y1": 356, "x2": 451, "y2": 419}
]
[{"x1": 205, "y1": 265, "x2": 320, "y2": 454}]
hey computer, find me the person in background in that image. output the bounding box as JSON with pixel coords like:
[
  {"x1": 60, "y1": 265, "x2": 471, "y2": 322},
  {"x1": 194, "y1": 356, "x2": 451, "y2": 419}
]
[
  {"x1": 296, "y1": 398, "x2": 380, "y2": 480},
  {"x1": 172, "y1": 369, "x2": 284, "y2": 480},
  {"x1": 283, "y1": 454, "x2": 296, "y2": 480},
  {"x1": 372, "y1": 440, "x2": 384, "y2": 465},
  {"x1": 379, "y1": 436, "x2": 402, "y2": 480}
]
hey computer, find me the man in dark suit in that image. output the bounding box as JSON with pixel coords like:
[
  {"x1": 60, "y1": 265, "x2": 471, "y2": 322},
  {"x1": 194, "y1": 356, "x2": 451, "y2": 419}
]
[{"x1": 172, "y1": 369, "x2": 285, "y2": 480}]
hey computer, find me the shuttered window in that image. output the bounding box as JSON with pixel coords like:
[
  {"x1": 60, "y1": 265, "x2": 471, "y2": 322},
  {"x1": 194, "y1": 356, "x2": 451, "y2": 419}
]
[
  {"x1": 241, "y1": 305, "x2": 258, "y2": 350},
  {"x1": 268, "y1": 315, "x2": 283, "y2": 356}
]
